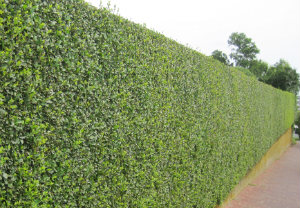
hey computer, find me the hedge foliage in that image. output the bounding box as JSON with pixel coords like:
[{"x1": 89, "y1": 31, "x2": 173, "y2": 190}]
[{"x1": 0, "y1": 0, "x2": 295, "y2": 207}]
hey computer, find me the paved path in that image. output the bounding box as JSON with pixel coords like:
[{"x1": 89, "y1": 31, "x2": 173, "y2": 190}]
[{"x1": 226, "y1": 142, "x2": 300, "y2": 208}]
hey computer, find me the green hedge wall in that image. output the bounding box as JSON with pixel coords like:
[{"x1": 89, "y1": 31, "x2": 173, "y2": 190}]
[{"x1": 0, "y1": 0, "x2": 295, "y2": 207}]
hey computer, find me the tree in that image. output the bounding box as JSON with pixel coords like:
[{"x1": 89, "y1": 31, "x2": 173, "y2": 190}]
[
  {"x1": 228, "y1": 32, "x2": 260, "y2": 68},
  {"x1": 211, "y1": 50, "x2": 230, "y2": 65},
  {"x1": 295, "y1": 113, "x2": 300, "y2": 136},
  {"x1": 264, "y1": 59, "x2": 300, "y2": 94},
  {"x1": 210, "y1": 33, "x2": 300, "y2": 94},
  {"x1": 249, "y1": 59, "x2": 269, "y2": 81}
]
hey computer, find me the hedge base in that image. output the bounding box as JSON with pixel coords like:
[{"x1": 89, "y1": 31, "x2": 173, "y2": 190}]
[{"x1": 218, "y1": 127, "x2": 292, "y2": 208}]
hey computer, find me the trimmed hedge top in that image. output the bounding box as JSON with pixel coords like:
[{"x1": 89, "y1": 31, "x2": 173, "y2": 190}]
[{"x1": 0, "y1": 0, "x2": 295, "y2": 207}]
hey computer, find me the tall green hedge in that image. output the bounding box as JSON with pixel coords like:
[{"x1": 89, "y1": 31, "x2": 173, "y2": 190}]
[{"x1": 0, "y1": 0, "x2": 295, "y2": 207}]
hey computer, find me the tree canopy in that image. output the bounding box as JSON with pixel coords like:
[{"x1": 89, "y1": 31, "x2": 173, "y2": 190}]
[
  {"x1": 264, "y1": 59, "x2": 300, "y2": 94},
  {"x1": 228, "y1": 32, "x2": 260, "y2": 68},
  {"x1": 211, "y1": 32, "x2": 299, "y2": 95},
  {"x1": 211, "y1": 50, "x2": 230, "y2": 65},
  {"x1": 249, "y1": 59, "x2": 269, "y2": 81}
]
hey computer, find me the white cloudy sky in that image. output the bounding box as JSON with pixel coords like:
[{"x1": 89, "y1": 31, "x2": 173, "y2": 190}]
[{"x1": 86, "y1": 0, "x2": 300, "y2": 73}]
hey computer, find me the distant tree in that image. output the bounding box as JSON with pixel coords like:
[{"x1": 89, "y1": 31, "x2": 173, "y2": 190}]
[
  {"x1": 211, "y1": 33, "x2": 300, "y2": 94},
  {"x1": 228, "y1": 32, "x2": 260, "y2": 68},
  {"x1": 295, "y1": 113, "x2": 300, "y2": 136},
  {"x1": 211, "y1": 50, "x2": 230, "y2": 65},
  {"x1": 249, "y1": 59, "x2": 269, "y2": 81},
  {"x1": 264, "y1": 59, "x2": 300, "y2": 94}
]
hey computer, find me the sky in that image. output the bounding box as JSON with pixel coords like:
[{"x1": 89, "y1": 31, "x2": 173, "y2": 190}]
[{"x1": 86, "y1": 0, "x2": 300, "y2": 74}]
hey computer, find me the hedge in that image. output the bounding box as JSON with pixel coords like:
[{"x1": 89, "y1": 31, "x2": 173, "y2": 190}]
[{"x1": 0, "y1": 0, "x2": 295, "y2": 207}]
